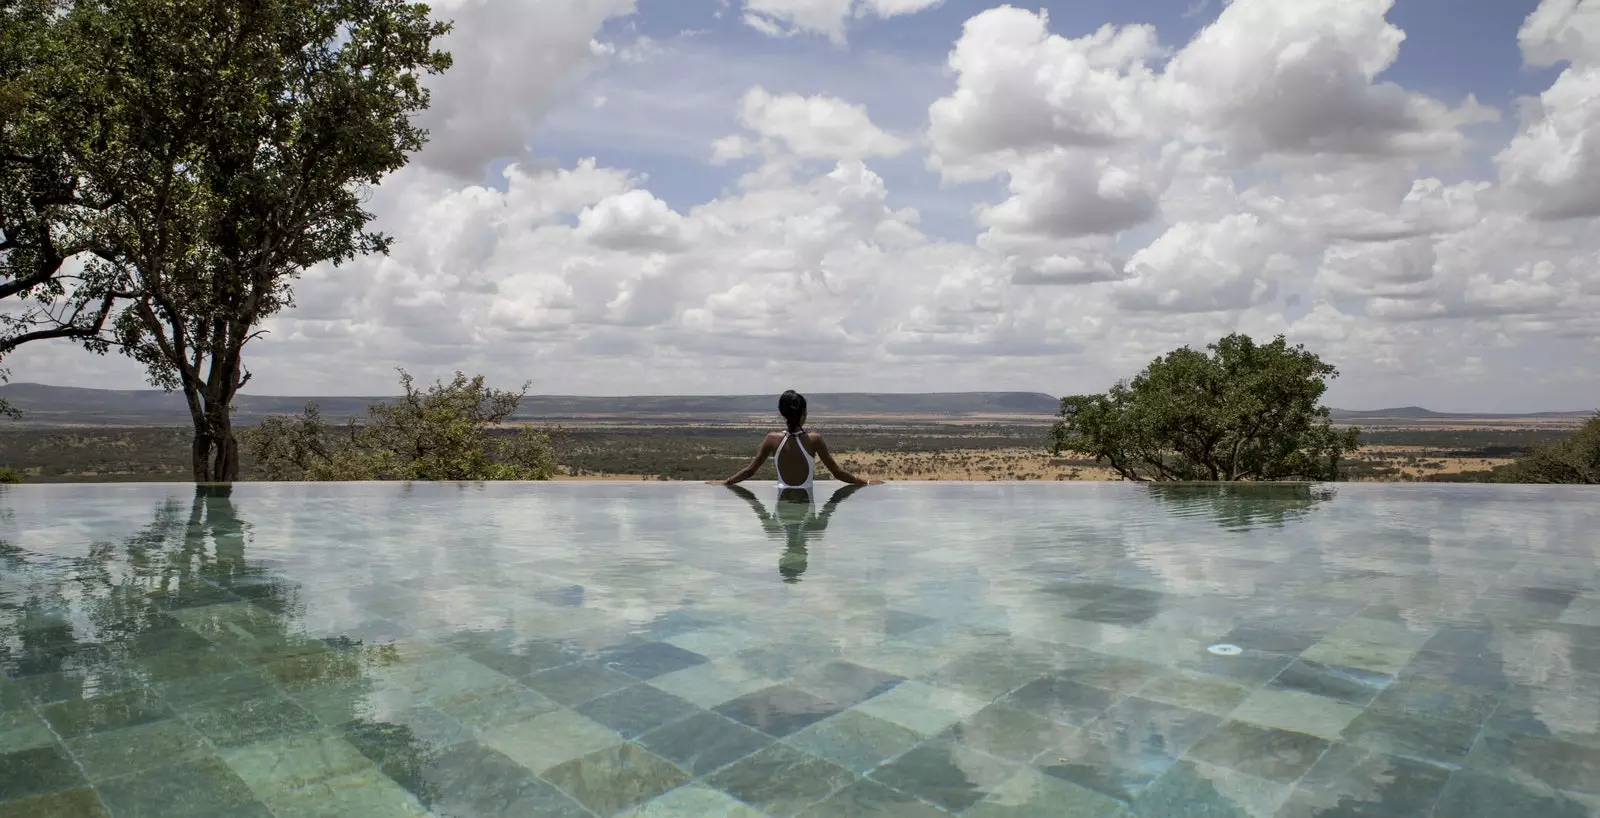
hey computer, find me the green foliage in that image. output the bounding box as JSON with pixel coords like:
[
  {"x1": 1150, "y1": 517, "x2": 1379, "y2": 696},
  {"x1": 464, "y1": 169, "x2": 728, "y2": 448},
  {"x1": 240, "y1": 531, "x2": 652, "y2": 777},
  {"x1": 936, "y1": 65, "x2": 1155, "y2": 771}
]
[
  {"x1": 240, "y1": 370, "x2": 559, "y2": 482},
  {"x1": 1051, "y1": 334, "x2": 1361, "y2": 481},
  {"x1": 27, "y1": 0, "x2": 453, "y2": 483},
  {"x1": 0, "y1": 466, "x2": 20, "y2": 483},
  {"x1": 1, "y1": 0, "x2": 118, "y2": 356},
  {"x1": 1494, "y1": 414, "x2": 1600, "y2": 484}
]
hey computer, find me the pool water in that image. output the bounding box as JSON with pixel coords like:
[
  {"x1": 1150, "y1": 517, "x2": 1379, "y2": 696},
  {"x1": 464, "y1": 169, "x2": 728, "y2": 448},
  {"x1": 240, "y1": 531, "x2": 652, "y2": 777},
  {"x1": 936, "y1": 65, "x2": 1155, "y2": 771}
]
[{"x1": 1, "y1": 482, "x2": 1598, "y2": 817}]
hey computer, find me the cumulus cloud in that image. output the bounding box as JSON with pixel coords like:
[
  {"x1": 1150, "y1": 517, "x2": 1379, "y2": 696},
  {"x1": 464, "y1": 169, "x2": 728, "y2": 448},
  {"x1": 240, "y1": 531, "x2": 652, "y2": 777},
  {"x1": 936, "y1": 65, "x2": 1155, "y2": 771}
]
[
  {"x1": 729, "y1": 87, "x2": 911, "y2": 162},
  {"x1": 1498, "y1": 0, "x2": 1600, "y2": 220},
  {"x1": 417, "y1": 0, "x2": 638, "y2": 178},
  {"x1": 9, "y1": 0, "x2": 1600, "y2": 412},
  {"x1": 927, "y1": 8, "x2": 1162, "y2": 180},
  {"x1": 1162, "y1": 0, "x2": 1496, "y2": 160}
]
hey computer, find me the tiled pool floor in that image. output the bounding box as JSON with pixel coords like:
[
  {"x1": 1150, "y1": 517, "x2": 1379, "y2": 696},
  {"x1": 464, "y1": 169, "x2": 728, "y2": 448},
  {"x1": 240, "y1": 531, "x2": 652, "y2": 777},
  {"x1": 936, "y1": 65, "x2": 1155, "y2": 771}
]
[{"x1": 1, "y1": 482, "x2": 1598, "y2": 816}]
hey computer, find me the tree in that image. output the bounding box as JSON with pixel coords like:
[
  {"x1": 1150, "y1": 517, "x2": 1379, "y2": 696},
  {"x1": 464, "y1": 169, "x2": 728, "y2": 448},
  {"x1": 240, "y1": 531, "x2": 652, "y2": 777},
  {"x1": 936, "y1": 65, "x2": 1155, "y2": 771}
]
[
  {"x1": 1496, "y1": 414, "x2": 1599, "y2": 485},
  {"x1": 1051, "y1": 334, "x2": 1361, "y2": 482},
  {"x1": 1, "y1": 0, "x2": 121, "y2": 414},
  {"x1": 46, "y1": 0, "x2": 451, "y2": 484},
  {"x1": 240, "y1": 370, "x2": 560, "y2": 481}
]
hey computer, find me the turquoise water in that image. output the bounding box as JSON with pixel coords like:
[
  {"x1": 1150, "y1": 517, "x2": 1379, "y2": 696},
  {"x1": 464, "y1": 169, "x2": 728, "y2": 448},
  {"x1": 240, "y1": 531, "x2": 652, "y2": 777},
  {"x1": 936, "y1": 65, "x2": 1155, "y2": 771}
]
[{"x1": 1, "y1": 482, "x2": 1598, "y2": 817}]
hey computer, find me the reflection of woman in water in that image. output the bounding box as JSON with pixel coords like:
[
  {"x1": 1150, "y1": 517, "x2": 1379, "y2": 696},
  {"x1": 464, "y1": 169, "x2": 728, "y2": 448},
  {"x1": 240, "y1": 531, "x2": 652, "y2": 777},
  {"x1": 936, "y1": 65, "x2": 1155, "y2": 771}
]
[
  {"x1": 724, "y1": 483, "x2": 865, "y2": 582},
  {"x1": 709, "y1": 390, "x2": 880, "y2": 489}
]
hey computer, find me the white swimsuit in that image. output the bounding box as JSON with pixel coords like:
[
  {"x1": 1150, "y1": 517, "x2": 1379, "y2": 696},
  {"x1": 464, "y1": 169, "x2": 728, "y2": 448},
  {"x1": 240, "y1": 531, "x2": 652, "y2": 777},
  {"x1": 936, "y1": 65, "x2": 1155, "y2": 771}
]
[{"x1": 774, "y1": 431, "x2": 815, "y2": 492}]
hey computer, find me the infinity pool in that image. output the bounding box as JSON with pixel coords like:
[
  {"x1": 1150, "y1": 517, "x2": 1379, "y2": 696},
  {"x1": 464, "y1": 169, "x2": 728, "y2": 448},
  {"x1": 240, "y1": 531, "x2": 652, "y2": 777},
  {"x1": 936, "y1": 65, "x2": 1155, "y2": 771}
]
[{"x1": 1, "y1": 482, "x2": 1597, "y2": 817}]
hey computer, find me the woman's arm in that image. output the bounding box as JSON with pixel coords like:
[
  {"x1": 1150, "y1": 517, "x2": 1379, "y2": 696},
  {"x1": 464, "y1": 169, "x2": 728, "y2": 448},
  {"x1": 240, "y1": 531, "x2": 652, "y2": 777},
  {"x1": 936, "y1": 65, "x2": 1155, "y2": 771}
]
[
  {"x1": 713, "y1": 435, "x2": 778, "y2": 485},
  {"x1": 813, "y1": 434, "x2": 877, "y2": 485}
]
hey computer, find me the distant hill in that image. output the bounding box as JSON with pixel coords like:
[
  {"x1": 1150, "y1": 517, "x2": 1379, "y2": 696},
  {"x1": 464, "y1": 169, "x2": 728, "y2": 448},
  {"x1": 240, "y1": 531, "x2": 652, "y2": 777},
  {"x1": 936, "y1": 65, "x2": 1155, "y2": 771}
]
[
  {"x1": 0, "y1": 383, "x2": 1064, "y2": 426},
  {"x1": 1329, "y1": 406, "x2": 1593, "y2": 421},
  {"x1": 1, "y1": 383, "x2": 1588, "y2": 428}
]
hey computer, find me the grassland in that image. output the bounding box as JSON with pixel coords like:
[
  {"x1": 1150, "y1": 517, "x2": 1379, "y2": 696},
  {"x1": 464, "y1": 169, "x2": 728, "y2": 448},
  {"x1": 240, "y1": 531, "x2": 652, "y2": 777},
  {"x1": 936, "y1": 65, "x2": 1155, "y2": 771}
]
[{"x1": 0, "y1": 419, "x2": 1581, "y2": 484}]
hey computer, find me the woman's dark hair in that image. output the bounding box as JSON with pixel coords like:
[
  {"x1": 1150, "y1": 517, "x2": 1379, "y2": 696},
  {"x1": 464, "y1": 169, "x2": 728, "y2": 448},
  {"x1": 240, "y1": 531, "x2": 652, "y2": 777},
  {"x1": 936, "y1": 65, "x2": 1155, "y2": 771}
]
[{"x1": 778, "y1": 390, "x2": 807, "y2": 433}]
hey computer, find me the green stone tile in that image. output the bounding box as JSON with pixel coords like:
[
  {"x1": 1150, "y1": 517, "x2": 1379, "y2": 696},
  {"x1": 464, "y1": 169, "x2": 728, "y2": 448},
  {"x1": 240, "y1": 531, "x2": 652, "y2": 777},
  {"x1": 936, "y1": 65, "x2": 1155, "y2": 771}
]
[
  {"x1": 1035, "y1": 697, "x2": 1223, "y2": 807},
  {"x1": 856, "y1": 681, "x2": 988, "y2": 736},
  {"x1": 1267, "y1": 660, "x2": 1391, "y2": 706},
  {"x1": 180, "y1": 690, "x2": 321, "y2": 748},
  {"x1": 785, "y1": 709, "x2": 922, "y2": 773},
  {"x1": 1365, "y1": 677, "x2": 1501, "y2": 726},
  {"x1": 1277, "y1": 743, "x2": 1451, "y2": 817},
  {"x1": 1175, "y1": 648, "x2": 1296, "y2": 687},
  {"x1": 541, "y1": 742, "x2": 692, "y2": 815},
  {"x1": 650, "y1": 660, "x2": 779, "y2": 709},
  {"x1": 479, "y1": 708, "x2": 623, "y2": 773},
  {"x1": 338, "y1": 708, "x2": 473, "y2": 783},
  {"x1": 525, "y1": 660, "x2": 639, "y2": 706},
  {"x1": 601, "y1": 642, "x2": 711, "y2": 680},
  {"x1": 0, "y1": 744, "x2": 86, "y2": 802},
  {"x1": 17, "y1": 666, "x2": 146, "y2": 707},
  {"x1": 1301, "y1": 638, "x2": 1417, "y2": 676},
  {"x1": 1487, "y1": 684, "x2": 1600, "y2": 749},
  {"x1": 40, "y1": 687, "x2": 172, "y2": 739},
  {"x1": 922, "y1": 648, "x2": 1054, "y2": 699},
  {"x1": 254, "y1": 768, "x2": 429, "y2": 818},
  {"x1": 637, "y1": 711, "x2": 772, "y2": 776},
  {"x1": 0, "y1": 680, "x2": 28, "y2": 713},
  {"x1": 66, "y1": 718, "x2": 209, "y2": 780},
  {"x1": 792, "y1": 661, "x2": 905, "y2": 706},
  {"x1": 155, "y1": 666, "x2": 275, "y2": 708},
  {"x1": 1053, "y1": 649, "x2": 1164, "y2": 695},
  {"x1": 664, "y1": 626, "x2": 765, "y2": 660},
  {"x1": 1130, "y1": 759, "x2": 1289, "y2": 818},
  {"x1": 1185, "y1": 721, "x2": 1329, "y2": 783},
  {"x1": 840, "y1": 643, "x2": 954, "y2": 678},
  {"x1": 219, "y1": 730, "x2": 376, "y2": 796},
  {"x1": 0, "y1": 709, "x2": 55, "y2": 753},
  {"x1": 577, "y1": 684, "x2": 701, "y2": 739},
  {"x1": 715, "y1": 685, "x2": 844, "y2": 738},
  {"x1": 463, "y1": 638, "x2": 584, "y2": 679},
  {"x1": 1326, "y1": 618, "x2": 1432, "y2": 649},
  {"x1": 0, "y1": 788, "x2": 107, "y2": 817},
  {"x1": 1000, "y1": 676, "x2": 1120, "y2": 728},
  {"x1": 1231, "y1": 690, "x2": 1362, "y2": 741},
  {"x1": 965, "y1": 767, "x2": 1129, "y2": 818},
  {"x1": 133, "y1": 646, "x2": 247, "y2": 684},
  {"x1": 1081, "y1": 697, "x2": 1222, "y2": 763},
  {"x1": 797, "y1": 777, "x2": 950, "y2": 817},
  {"x1": 1430, "y1": 770, "x2": 1595, "y2": 818},
  {"x1": 704, "y1": 743, "x2": 856, "y2": 816},
  {"x1": 259, "y1": 650, "x2": 367, "y2": 692},
  {"x1": 96, "y1": 755, "x2": 269, "y2": 818},
  {"x1": 1400, "y1": 648, "x2": 1519, "y2": 689},
  {"x1": 939, "y1": 704, "x2": 1075, "y2": 764},
  {"x1": 623, "y1": 784, "x2": 767, "y2": 817},
  {"x1": 394, "y1": 740, "x2": 590, "y2": 817},
  {"x1": 1135, "y1": 670, "x2": 1251, "y2": 718},
  {"x1": 870, "y1": 740, "x2": 1018, "y2": 812},
  {"x1": 1466, "y1": 731, "x2": 1600, "y2": 795},
  {"x1": 431, "y1": 682, "x2": 559, "y2": 731},
  {"x1": 1340, "y1": 707, "x2": 1481, "y2": 766}
]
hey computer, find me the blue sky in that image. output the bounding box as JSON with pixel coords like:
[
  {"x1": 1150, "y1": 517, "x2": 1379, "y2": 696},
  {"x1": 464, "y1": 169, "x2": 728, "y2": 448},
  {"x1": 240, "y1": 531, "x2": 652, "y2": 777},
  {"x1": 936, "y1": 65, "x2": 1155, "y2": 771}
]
[{"x1": 10, "y1": 0, "x2": 1600, "y2": 411}]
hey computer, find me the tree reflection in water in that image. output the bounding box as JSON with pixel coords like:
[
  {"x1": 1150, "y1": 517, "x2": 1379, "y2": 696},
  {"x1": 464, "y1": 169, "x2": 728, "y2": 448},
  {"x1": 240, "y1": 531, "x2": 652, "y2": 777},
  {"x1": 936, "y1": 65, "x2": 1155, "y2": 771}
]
[
  {"x1": 1144, "y1": 482, "x2": 1334, "y2": 531},
  {"x1": 0, "y1": 486, "x2": 446, "y2": 811},
  {"x1": 724, "y1": 484, "x2": 865, "y2": 583}
]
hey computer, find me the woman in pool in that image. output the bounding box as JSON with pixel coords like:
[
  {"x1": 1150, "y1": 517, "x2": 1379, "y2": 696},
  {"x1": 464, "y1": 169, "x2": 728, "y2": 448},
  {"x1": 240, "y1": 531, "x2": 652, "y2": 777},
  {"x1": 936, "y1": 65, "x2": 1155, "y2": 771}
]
[{"x1": 710, "y1": 390, "x2": 881, "y2": 488}]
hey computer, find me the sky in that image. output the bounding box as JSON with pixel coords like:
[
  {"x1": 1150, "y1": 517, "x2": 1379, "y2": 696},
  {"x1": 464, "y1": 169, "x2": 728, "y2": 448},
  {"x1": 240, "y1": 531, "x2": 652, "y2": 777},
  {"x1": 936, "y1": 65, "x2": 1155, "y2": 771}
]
[{"x1": 7, "y1": 0, "x2": 1600, "y2": 411}]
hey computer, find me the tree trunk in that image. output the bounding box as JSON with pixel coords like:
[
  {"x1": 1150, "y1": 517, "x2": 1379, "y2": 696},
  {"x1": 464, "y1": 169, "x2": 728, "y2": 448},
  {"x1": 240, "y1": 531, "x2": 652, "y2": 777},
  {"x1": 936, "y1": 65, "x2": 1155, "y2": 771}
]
[{"x1": 188, "y1": 391, "x2": 240, "y2": 485}]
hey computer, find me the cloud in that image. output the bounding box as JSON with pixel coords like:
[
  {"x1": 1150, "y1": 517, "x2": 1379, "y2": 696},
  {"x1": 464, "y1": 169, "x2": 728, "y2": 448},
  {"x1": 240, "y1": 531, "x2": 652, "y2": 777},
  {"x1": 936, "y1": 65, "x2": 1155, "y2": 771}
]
[
  {"x1": 740, "y1": 0, "x2": 942, "y2": 44},
  {"x1": 729, "y1": 87, "x2": 911, "y2": 162},
  {"x1": 8, "y1": 0, "x2": 1600, "y2": 414},
  {"x1": 416, "y1": 0, "x2": 639, "y2": 178},
  {"x1": 1162, "y1": 0, "x2": 1497, "y2": 160}
]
